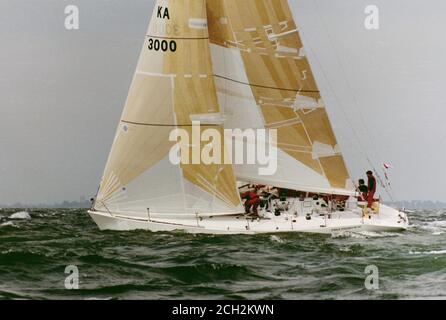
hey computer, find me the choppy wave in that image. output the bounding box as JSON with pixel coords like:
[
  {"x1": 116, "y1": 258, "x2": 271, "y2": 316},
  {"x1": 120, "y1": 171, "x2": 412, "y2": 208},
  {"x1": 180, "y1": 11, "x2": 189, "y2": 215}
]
[
  {"x1": 270, "y1": 235, "x2": 285, "y2": 243},
  {"x1": 331, "y1": 230, "x2": 400, "y2": 239},
  {"x1": 0, "y1": 221, "x2": 17, "y2": 228},
  {"x1": 0, "y1": 208, "x2": 445, "y2": 300},
  {"x1": 9, "y1": 211, "x2": 31, "y2": 220},
  {"x1": 409, "y1": 249, "x2": 446, "y2": 255},
  {"x1": 416, "y1": 220, "x2": 446, "y2": 236}
]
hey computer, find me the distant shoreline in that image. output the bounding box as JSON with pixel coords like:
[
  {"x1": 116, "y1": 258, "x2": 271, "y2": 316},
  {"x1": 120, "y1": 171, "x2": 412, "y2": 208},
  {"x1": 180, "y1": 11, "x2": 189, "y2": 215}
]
[{"x1": 0, "y1": 201, "x2": 91, "y2": 210}]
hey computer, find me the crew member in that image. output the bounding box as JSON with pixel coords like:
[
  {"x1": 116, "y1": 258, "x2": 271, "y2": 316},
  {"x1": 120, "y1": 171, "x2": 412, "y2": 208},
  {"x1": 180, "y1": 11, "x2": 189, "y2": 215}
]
[
  {"x1": 241, "y1": 186, "x2": 261, "y2": 216},
  {"x1": 366, "y1": 170, "x2": 377, "y2": 209},
  {"x1": 357, "y1": 179, "x2": 368, "y2": 201}
]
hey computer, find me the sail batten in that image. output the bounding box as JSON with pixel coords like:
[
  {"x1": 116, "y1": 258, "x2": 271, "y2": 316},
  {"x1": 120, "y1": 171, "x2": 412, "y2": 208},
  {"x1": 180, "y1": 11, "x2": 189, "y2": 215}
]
[{"x1": 213, "y1": 74, "x2": 320, "y2": 93}]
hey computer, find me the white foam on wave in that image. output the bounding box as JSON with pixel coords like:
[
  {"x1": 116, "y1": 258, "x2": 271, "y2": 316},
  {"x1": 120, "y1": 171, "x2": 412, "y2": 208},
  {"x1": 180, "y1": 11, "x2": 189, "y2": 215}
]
[
  {"x1": 331, "y1": 231, "x2": 366, "y2": 239},
  {"x1": 430, "y1": 220, "x2": 446, "y2": 227},
  {"x1": 418, "y1": 220, "x2": 446, "y2": 235},
  {"x1": 331, "y1": 230, "x2": 398, "y2": 239},
  {"x1": 1, "y1": 221, "x2": 15, "y2": 227},
  {"x1": 270, "y1": 235, "x2": 285, "y2": 243},
  {"x1": 9, "y1": 211, "x2": 31, "y2": 220},
  {"x1": 409, "y1": 249, "x2": 446, "y2": 255}
]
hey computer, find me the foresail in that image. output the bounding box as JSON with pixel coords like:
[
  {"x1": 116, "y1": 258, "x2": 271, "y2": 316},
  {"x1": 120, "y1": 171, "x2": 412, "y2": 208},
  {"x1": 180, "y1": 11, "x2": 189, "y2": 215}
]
[
  {"x1": 95, "y1": 0, "x2": 242, "y2": 217},
  {"x1": 207, "y1": 0, "x2": 353, "y2": 194}
]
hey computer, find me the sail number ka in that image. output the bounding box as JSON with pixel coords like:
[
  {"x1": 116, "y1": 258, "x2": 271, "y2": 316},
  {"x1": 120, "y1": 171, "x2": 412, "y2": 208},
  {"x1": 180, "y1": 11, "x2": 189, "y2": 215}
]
[{"x1": 147, "y1": 5, "x2": 177, "y2": 53}]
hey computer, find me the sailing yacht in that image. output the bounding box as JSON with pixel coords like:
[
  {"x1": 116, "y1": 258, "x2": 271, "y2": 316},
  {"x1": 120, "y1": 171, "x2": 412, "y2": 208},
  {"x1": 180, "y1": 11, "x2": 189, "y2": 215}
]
[{"x1": 88, "y1": 0, "x2": 409, "y2": 234}]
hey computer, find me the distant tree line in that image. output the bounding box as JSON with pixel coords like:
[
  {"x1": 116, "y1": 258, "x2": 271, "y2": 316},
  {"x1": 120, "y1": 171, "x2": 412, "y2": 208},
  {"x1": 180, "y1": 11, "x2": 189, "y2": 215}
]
[
  {"x1": 0, "y1": 199, "x2": 91, "y2": 209},
  {"x1": 385, "y1": 200, "x2": 446, "y2": 210}
]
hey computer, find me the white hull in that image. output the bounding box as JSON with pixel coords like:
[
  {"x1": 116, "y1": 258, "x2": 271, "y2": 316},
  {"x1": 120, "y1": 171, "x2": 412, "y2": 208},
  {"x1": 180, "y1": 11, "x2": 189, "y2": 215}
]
[{"x1": 88, "y1": 204, "x2": 409, "y2": 235}]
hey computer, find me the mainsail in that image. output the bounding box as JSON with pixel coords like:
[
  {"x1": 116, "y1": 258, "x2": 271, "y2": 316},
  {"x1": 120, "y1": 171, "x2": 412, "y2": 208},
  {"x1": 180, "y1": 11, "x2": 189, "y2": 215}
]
[
  {"x1": 94, "y1": 0, "x2": 243, "y2": 217},
  {"x1": 207, "y1": 0, "x2": 354, "y2": 195}
]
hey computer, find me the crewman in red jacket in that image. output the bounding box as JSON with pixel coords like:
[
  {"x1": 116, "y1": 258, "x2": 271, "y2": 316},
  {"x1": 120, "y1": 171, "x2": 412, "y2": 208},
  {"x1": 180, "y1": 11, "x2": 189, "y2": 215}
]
[
  {"x1": 241, "y1": 186, "x2": 261, "y2": 216},
  {"x1": 366, "y1": 170, "x2": 377, "y2": 209}
]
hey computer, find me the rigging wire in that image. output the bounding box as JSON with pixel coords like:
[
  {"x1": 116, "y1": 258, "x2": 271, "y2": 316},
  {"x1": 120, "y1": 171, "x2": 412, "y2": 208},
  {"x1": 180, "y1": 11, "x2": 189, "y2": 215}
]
[{"x1": 303, "y1": 0, "x2": 395, "y2": 201}]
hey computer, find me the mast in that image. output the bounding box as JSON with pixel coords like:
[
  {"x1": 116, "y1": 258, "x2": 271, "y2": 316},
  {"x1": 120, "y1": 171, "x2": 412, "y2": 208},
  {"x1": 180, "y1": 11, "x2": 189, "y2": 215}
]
[
  {"x1": 206, "y1": 0, "x2": 354, "y2": 195},
  {"x1": 94, "y1": 0, "x2": 243, "y2": 217}
]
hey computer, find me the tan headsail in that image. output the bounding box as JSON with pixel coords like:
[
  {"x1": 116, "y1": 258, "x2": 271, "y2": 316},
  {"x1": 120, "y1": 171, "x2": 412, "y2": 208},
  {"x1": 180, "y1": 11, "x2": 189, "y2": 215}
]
[
  {"x1": 95, "y1": 0, "x2": 242, "y2": 216},
  {"x1": 207, "y1": 0, "x2": 353, "y2": 193}
]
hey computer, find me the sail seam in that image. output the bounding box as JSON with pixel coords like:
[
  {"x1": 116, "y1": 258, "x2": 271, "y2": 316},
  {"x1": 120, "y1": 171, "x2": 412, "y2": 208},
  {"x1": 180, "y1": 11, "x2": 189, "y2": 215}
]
[
  {"x1": 121, "y1": 120, "x2": 218, "y2": 127},
  {"x1": 214, "y1": 74, "x2": 319, "y2": 93},
  {"x1": 146, "y1": 35, "x2": 209, "y2": 40},
  {"x1": 136, "y1": 71, "x2": 175, "y2": 78}
]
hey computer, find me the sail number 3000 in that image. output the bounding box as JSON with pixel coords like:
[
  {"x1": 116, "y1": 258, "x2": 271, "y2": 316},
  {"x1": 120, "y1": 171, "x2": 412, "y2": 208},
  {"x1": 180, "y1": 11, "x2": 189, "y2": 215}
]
[{"x1": 148, "y1": 38, "x2": 177, "y2": 52}]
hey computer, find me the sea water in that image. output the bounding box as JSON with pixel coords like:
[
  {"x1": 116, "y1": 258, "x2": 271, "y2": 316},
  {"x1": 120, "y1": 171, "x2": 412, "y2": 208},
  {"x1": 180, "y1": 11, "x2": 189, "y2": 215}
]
[{"x1": 0, "y1": 208, "x2": 445, "y2": 300}]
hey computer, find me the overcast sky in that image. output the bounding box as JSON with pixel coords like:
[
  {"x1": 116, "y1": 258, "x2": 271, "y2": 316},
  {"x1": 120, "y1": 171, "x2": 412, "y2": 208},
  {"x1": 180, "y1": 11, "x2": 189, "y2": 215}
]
[{"x1": 0, "y1": 0, "x2": 445, "y2": 205}]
